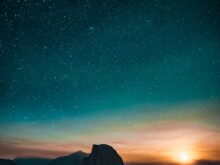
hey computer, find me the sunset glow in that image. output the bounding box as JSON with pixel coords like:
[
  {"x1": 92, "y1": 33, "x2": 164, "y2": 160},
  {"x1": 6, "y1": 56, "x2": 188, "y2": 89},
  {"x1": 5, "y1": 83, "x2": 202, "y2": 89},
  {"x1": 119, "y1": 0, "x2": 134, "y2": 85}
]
[
  {"x1": 178, "y1": 152, "x2": 191, "y2": 163},
  {"x1": 1, "y1": 103, "x2": 220, "y2": 163}
]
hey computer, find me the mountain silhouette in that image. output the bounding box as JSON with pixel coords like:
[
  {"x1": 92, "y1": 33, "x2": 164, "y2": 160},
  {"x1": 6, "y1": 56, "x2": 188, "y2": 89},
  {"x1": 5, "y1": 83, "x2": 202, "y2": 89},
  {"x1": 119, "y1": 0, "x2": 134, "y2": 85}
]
[
  {"x1": 12, "y1": 151, "x2": 88, "y2": 165},
  {"x1": 0, "y1": 159, "x2": 16, "y2": 165},
  {"x1": 1, "y1": 145, "x2": 220, "y2": 165},
  {"x1": 81, "y1": 144, "x2": 124, "y2": 165},
  {"x1": 196, "y1": 160, "x2": 220, "y2": 165},
  {"x1": 48, "y1": 151, "x2": 89, "y2": 165},
  {"x1": 14, "y1": 157, "x2": 50, "y2": 165}
]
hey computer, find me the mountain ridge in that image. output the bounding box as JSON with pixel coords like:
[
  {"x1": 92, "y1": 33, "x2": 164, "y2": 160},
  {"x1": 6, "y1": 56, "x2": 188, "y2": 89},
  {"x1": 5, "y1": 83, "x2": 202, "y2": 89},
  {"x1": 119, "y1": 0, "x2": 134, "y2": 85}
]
[{"x1": 1, "y1": 145, "x2": 220, "y2": 165}]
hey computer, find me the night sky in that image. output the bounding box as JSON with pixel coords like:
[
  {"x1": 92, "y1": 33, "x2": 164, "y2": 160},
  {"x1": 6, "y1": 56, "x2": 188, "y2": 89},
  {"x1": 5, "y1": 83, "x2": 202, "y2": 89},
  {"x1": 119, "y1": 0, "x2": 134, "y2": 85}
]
[{"x1": 0, "y1": 0, "x2": 220, "y2": 163}]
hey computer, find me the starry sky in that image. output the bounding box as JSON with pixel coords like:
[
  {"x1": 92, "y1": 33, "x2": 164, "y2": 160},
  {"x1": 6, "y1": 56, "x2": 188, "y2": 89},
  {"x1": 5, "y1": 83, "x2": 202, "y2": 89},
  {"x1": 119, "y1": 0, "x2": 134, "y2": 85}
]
[{"x1": 0, "y1": 0, "x2": 220, "y2": 163}]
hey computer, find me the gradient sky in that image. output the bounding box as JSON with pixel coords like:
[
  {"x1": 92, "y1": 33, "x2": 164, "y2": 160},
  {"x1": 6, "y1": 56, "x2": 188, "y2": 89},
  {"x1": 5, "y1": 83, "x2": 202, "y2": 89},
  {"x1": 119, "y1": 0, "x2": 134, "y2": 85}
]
[{"x1": 0, "y1": 0, "x2": 220, "y2": 163}]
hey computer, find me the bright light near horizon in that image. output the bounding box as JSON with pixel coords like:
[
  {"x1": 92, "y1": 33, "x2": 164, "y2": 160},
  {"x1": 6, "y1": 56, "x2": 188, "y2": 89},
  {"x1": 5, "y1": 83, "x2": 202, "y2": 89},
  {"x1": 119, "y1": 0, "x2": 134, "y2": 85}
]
[
  {"x1": 179, "y1": 152, "x2": 191, "y2": 163},
  {"x1": 180, "y1": 152, "x2": 188, "y2": 161}
]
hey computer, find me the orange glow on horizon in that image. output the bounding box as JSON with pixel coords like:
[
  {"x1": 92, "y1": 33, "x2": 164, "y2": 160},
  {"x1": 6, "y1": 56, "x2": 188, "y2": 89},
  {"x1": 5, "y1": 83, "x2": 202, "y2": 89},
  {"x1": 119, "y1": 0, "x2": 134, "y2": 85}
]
[{"x1": 1, "y1": 119, "x2": 220, "y2": 162}]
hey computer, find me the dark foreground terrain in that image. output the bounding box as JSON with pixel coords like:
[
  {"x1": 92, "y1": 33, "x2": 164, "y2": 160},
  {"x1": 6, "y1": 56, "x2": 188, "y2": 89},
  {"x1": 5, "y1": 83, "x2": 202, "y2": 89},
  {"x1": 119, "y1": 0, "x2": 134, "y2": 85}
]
[{"x1": 0, "y1": 145, "x2": 220, "y2": 165}]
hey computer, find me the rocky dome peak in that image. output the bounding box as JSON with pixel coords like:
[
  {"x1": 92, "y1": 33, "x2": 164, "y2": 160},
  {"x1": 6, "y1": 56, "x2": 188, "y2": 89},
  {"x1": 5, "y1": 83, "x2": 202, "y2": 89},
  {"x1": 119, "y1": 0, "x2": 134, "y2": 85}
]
[{"x1": 81, "y1": 144, "x2": 124, "y2": 165}]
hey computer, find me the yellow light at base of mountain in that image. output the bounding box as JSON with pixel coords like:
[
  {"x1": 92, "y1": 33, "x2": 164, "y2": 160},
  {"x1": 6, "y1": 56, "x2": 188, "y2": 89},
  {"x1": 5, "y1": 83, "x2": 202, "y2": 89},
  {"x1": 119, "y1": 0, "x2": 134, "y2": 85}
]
[
  {"x1": 180, "y1": 152, "x2": 189, "y2": 161},
  {"x1": 178, "y1": 151, "x2": 192, "y2": 164}
]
